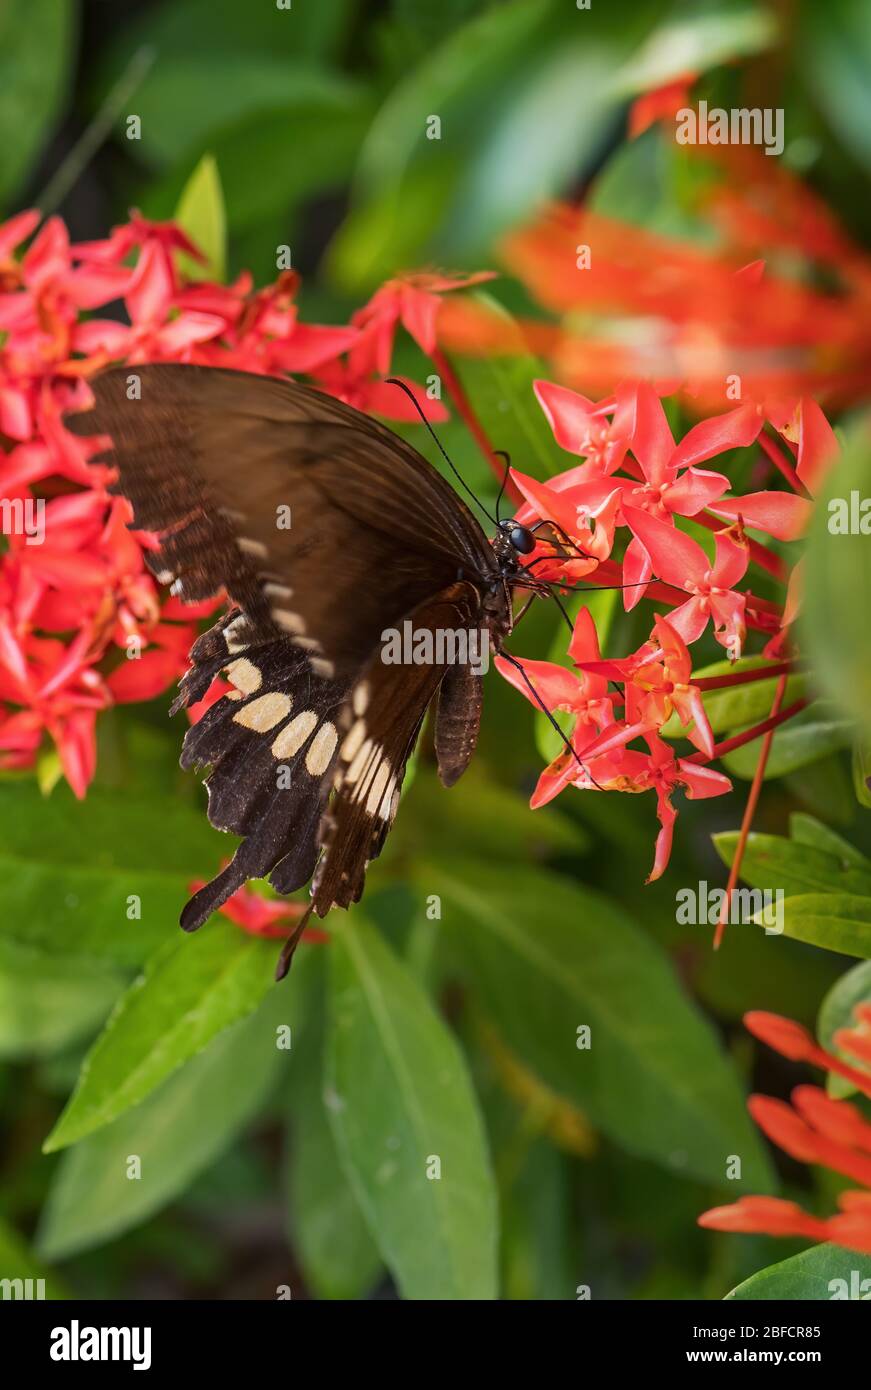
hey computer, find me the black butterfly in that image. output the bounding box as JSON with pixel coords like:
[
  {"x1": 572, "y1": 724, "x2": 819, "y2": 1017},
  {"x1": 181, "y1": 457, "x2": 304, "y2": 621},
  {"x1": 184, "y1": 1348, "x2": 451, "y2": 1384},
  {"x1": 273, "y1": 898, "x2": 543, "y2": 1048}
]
[{"x1": 65, "y1": 364, "x2": 561, "y2": 976}]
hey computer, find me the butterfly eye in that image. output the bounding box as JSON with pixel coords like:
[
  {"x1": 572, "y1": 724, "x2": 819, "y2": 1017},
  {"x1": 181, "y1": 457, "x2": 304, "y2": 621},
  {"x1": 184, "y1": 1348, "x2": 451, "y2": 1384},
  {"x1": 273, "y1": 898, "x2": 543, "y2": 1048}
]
[{"x1": 508, "y1": 525, "x2": 536, "y2": 555}]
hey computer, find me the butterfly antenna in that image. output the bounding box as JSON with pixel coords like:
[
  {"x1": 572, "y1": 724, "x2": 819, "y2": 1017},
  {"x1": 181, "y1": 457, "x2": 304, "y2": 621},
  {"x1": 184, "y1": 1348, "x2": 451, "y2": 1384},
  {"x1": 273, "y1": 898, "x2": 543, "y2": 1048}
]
[
  {"x1": 385, "y1": 377, "x2": 498, "y2": 526},
  {"x1": 498, "y1": 649, "x2": 606, "y2": 793},
  {"x1": 493, "y1": 450, "x2": 511, "y2": 524}
]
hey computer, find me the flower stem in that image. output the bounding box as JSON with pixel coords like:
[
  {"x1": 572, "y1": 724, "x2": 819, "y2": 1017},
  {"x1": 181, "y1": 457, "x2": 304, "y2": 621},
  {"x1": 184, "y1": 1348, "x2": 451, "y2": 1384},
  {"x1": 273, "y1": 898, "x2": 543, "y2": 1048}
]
[
  {"x1": 712, "y1": 673, "x2": 789, "y2": 949},
  {"x1": 695, "y1": 660, "x2": 797, "y2": 691},
  {"x1": 686, "y1": 695, "x2": 808, "y2": 765},
  {"x1": 758, "y1": 430, "x2": 811, "y2": 498}
]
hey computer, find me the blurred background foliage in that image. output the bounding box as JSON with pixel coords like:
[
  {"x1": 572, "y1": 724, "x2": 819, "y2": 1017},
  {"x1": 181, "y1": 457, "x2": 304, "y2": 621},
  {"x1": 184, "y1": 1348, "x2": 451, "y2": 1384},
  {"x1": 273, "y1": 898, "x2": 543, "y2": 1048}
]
[{"x1": 1, "y1": 0, "x2": 871, "y2": 1301}]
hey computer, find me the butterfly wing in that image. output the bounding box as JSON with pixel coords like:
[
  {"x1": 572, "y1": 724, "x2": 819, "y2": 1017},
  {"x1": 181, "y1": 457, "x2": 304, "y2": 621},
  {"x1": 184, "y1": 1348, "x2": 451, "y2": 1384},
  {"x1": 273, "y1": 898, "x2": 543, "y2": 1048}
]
[
  {"x1": 310, "y1": 581, "x2": 486, "y2": 917},
  {"x1": 172, "y1": 609, "x2": 353, "y2": 931},
  {"x1": 64, "y1": 363, "x2": 499, "y2": 676}
]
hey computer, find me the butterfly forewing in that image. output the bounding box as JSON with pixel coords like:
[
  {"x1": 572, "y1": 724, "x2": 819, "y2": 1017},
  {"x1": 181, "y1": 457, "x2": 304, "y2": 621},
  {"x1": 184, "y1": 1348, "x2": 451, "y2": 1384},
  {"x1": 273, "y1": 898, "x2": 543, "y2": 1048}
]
[{"x1": 65, "y1": 364, "x2": 500, "y2": 676}]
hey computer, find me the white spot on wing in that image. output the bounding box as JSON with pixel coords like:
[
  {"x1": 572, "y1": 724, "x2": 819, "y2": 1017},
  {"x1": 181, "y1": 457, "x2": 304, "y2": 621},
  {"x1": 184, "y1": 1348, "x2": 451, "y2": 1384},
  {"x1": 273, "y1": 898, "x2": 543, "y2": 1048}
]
[
  {"x1": 353, "y1": 682, "x2": 370, "y2": 716},
  {"x1": 341, "y1": 719, "x2": 367, "y2": 763},
  {"x1": 224, "y1": 615, "x2": 249, "y2": 654},
  {"x1": 271, "y1": 709, "x2": 317, "y2": 759},
  {"x1": 305, "y1": 721, "x2": 338, "y2": 776},
  {"x1": 225, "y1": 658, "x2": 262, "y2": 695},
  {"x1": 232, "y1": 691, "x2": 292, "y2": 731},
  {"x1": 237, "y1": 537, "x2": 269, "y2": 559}
]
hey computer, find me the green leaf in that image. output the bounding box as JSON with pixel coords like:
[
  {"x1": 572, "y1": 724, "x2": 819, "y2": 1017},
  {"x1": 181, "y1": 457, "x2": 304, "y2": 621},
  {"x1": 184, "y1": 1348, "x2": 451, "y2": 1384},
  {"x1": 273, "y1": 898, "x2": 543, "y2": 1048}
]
[
  {"x1": 0, "y1": 857, "x2": 186, "y2": 969},
  {"x1": 0, "y1": 781, "x2": 223, "y2": 877},
  {"x1": 720, "y1": 703, "x2": 854, "y2": 780},
  {"x1": 452, "y1": 293, "x2": 572, "y2": 482},
  {"x1": 44, "y1": 923, "x2": 277, "y2": 1152},
  {"x1": 174, "y1": 154, "x2": 226, "y2": 281},
  {"x1": 0, "y1": 1216, "x2": 67, "y2": 1299},
  {"x1": 751, "y1": 894, "x2": 871, "y2": 958},
  {"x1": 398, "y1": 764, "x2": 587, "y2": 862},
  {"x1": 852, "y1": 740, "x2": 871, "y2": 808},
  {"x1": 0, "y1": 783, "x2": 226, "y2": 967},
  {"x1": 101, "y1": 50, "x2": 363, "y2": 167},
  {"x1": 450, "y1": 41, "x2": 617, "y2": 253},
  {"x1": 727, "y1": 1244, "x2": 871, "y2": 1300},
  {"x1": 428, "y1": 861, "x2": 774, "y2": 1189},
  {"x1": 37, "y1": 980, "x2": 303, "y2": 1261},
  {"x1": 803, "y1": 426, "x2": 871, "y2": 737},
  {"x1": 617, "y1": 8, "x2": 777, "y2": 94},
  {"x1": 660, "y1": 658, "x2": 807, "y2": 740},
  {"x1": 789, "y1": 813, "x2": 870, "y2": 868},
  {"x1": 355, "y1": 0, "x2": 547, "y2": 193},
  {"x1": 325, "y1": 914, "x2": 498, "y2": 1299},
  {"x1": 284, "y1": 1006, "x2": 383, "y2": 1300},
  {"x1": 817, "y1": 959, "x2": 871, "y2": 1097},
  {"x1": 714, "y1": 830, "x2": 871, "y2": 899},
  {"x1": 0, "y1": 940, "x2": 123, "y2": 1060},
  {"x1": 799, "y1": 0, "x2": 871, "y2": 174},
  {"x1": 0, "y1": 0, "x2": 74, "y2": 205}
]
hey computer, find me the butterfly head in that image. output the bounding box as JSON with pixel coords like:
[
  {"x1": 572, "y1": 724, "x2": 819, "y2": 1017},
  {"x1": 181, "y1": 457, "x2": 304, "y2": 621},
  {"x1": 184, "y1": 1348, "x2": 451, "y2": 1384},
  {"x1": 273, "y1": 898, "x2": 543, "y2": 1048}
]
[{"x1": 495, "y1": 519, "x2": 536, "y2": 557}]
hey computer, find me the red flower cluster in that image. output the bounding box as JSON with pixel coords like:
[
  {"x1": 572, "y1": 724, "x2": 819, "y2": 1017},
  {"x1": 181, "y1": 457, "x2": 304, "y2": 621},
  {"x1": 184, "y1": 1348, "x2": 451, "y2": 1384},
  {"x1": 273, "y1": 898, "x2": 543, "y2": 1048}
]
[
  {"x1": 699, "y1": 1009, "x2": 871, "y2": 1258},
  {"x1": 0, "y1": 210, "x2": 468, "y2": 796},
  {"x1": 495, "y1": 376, "x2": 836, "y2": 882}
]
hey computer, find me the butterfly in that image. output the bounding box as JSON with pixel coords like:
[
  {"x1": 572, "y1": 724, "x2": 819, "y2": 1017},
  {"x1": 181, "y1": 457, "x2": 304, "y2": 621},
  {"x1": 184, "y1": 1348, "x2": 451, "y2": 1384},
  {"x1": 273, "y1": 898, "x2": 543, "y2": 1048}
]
[{"x1": 65, "y1": 363, "x2": 570, "y2": 976}]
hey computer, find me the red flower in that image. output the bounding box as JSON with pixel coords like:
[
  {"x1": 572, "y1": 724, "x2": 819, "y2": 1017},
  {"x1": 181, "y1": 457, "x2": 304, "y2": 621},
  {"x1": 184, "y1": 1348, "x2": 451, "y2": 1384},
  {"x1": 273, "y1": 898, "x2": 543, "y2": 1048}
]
[
  {"x1": 186, "y1": 876, "x2": 327, "y2": 942},
  {"x1": 494, "y1": 607, "x2": 616, "y2": 807},
  {"x1": 579, "y1": 613, "x2": 715, "y2": 758},
  {"x1": 350, "y1": 269, "x2": 496, "y2": 377},
  {"x1": 622, "y1": 507, "x2": 750, "y2": 656},
  {"x1": 699, "y1": 1007, "x2": 871, "y2": 1257}
]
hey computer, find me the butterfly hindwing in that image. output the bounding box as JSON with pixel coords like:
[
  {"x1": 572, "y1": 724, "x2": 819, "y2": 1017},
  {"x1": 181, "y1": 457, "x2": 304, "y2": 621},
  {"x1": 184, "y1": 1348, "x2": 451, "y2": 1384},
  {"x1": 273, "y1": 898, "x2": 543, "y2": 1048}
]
[
  {"x1": 173, "y1": 610, "x2": 352, "y2": 931},
  {"x1": 310, "y1": 581, "x2": 484, "y2": 915}
]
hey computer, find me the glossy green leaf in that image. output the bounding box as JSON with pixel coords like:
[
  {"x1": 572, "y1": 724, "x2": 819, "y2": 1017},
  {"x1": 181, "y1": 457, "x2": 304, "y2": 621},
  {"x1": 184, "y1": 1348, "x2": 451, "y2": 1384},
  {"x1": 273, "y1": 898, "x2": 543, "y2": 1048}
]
[
  {"x1": 37, "y1": 977, "x2": 305, "y2": 1260},
  {"x1": 817, "y1": 959, "x2": 871, "y2": 1097},
  {"x1": 789, "y1": 814, "x2": 870, "y2": 868},
  {"x1": 617, "y1": 8, "x2": 777, "y2": 94},
  {"x1": 0, "y1": 940, "x2": 123, "y2": 1060},
  {"x1": 727, "y1": 1243, "x2": 871, "y2": 1300},
  {"x1": 174, "y1": 153, "x2": 226, "y2": 280},
  {"x1": 853, "y1": 740, "x2": 871, "y2": 808},
  {"x1": 751, "y1": 894, "x2": 871, "y2": 958},
  {"x1": 428, "y1": 861, "x2": 773, "y2": 1189},
  {"x1": 284, "y1": 1011, "x2": 382, "y2": 1300},
  {"x1": 720, "y1": 703, "x2": 854, "y2": 780},
  {"x1": 803, "y1": 426, "x2": 871, "y2": 737},
  {"x1": 714, "y1": 830, "x2": 871, "y2": 899},
  {"x1": 325, "y1": 915, "x2": 498, "y2": 1299},
  {"x1": 44, "y1": 923, "x2": 277, "y2": 1152}
]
